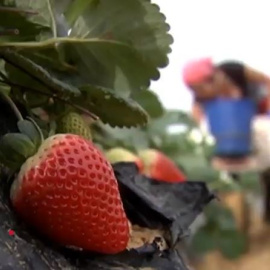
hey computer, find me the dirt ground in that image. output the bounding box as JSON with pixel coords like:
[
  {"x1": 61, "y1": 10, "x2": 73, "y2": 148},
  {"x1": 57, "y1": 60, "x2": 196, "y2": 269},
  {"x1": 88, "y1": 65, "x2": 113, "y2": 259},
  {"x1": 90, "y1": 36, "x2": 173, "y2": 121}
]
[{"x1": 192, "y1": 193, "x2": 270, "y2": 270}]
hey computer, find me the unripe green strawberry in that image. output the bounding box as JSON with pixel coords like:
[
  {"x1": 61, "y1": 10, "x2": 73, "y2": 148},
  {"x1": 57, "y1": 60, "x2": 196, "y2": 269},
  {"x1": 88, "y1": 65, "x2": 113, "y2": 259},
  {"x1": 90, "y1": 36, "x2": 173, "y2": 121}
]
[
  {"x1": 105, "y1": 147, "x2": 143, "y2": 173},
  {"x1": 138, "y1": 149, "x2": 186, "y2": 183},
  {"x1": 57, "y1": 112, "x2": 92, "y2": 140},
  {"x1": 0, "y1": 119, "x2": 129, "y2": 254}
]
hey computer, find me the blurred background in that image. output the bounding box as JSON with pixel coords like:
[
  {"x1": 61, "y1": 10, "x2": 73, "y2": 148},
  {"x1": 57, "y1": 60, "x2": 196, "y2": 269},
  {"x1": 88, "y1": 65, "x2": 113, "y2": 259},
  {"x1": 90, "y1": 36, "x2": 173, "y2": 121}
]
[
  {"x1": 153, "y1": 1, "x2": 270, "y2": 269},
  {"x1": 152, "y1": 0, "x2": 270, "y2": 112},
  {"x1": 94, "y1": 1, "x2": 270, "y2": 269}
]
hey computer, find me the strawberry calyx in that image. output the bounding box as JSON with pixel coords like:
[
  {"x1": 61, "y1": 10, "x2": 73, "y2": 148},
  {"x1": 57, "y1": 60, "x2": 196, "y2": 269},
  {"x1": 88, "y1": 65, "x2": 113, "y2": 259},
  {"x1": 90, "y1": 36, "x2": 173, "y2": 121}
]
[{"x1": 0, "y1": 117, "x2": 44, "y2": 172}]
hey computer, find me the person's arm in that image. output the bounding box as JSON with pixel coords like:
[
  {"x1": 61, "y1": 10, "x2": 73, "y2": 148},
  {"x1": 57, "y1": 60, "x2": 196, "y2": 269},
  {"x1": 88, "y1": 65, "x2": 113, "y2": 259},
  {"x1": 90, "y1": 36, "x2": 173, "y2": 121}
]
[
  {"x1": 244, "y1": 66, "x2": 270, "y2": 109},
  {"x1": 191, "y1": 101, "x2": 204, "y2": 125}
]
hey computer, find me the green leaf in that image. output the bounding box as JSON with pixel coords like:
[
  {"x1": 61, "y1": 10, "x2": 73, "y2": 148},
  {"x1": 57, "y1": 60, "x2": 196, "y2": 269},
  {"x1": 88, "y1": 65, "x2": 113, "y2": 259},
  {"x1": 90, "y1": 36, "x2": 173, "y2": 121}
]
[
  {"x1": 157, "y1": 133, "x2": 199, "y2": 158},
  {"x1": 239, "y1": 172, "x2": 261, "y2": 194},
  {"x1": 77, "y1": 85, "x2": 149, "y2": 127},
  {"x1": 54, "y1": 0, "x2": 72, "y2": 14},
  {"x1": 0, "y1": 61, "x2": 11, "y2": 94},
  {"x1": 93, "y1": 123, "x2": 150, "y2": 151},
  {"x1": 216, "y1": 208, "x2": 237, "y2": 231},
  {"x1": 0, "y1": 1, "x2": 173, "y2": 128},
  {"x1": 17, "y1": 47, "x2": 74, "y2": 73},
  {"x1": 17, "y1": 119, "x2": 42, "y2": 147},
  {"x1": 217, "y1": 230, "x2": 247, "y2": 259},
  {"x1": 64, "y1": 0, "x2": 93, "y2": 26},
  {"x1": 2, "y1": 48, "x2": 80, "y2": 109},
  {"x1": 191, "y1": 226, "x2": 217, "y2": 255},
  {"x1": 0, "y1": 0, "x2": 57, "y2": 42},
  {"x1": 1, "y1": 48, "x2": 80, "y2": 97},
  {"x1": 29, "y1": 115, "x2": 50, "y2": 138},
  {"x1": 64, "y1": 0, "x2": 173, "y2": 93},
  {"x1": 23, "y1": 90, "x2": 49, "y2": 107},
  {"x1": 0, "y1": 0, "x2": 172, "y2": 99},
  {"x1": 0, "y1": 150, "x2": 21, "y2": 171},
  {"x1": 0, "y1": 133, "x2": 36, "y2": 170},
  {"x1": 132, "y1": 89, "x2": 164, "y2": 119},
  {"x1": 61, "y1": 40, "x2": 157, "y2": 93},
  {"x1": 69, "y1": 0, "x2": 172, "y2": 65},
  {"x1": 203, "y1": 203, "x2": 237, "y2": 229}
]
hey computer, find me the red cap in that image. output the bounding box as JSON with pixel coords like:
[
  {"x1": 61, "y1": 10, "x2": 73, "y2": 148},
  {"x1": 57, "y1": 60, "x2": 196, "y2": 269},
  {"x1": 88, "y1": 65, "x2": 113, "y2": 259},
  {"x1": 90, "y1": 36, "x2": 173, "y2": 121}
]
[{"x1": 182, "y1": 58, "x2": 214, "y2": 85}]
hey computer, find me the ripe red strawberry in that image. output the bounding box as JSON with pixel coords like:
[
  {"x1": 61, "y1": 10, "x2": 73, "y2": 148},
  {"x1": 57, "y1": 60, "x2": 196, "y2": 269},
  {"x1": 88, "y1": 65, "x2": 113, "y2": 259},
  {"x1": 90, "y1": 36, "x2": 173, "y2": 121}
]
[
  {"x1": 105, "y1": 147, "x2": 144, "y2": 173},
  {"x1": 138, "y1": 149, "x2": 186, "y2": 183},
  {"x1": 0, "y1": 121, "x2": 129, "y2": 254}
]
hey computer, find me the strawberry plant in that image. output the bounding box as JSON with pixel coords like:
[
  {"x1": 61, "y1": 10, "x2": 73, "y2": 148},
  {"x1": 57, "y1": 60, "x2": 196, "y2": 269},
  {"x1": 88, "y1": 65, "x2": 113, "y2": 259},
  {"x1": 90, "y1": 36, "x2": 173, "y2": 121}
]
[
  {"x1": 190, "y1": 202, "x2": 248, "y2": 260},
  {"x1": 0, "y1": 1, "x2": 216, "y2": 270},
  {"x1": 0, "y1": 0, "x2": 173, "y2": 128}
]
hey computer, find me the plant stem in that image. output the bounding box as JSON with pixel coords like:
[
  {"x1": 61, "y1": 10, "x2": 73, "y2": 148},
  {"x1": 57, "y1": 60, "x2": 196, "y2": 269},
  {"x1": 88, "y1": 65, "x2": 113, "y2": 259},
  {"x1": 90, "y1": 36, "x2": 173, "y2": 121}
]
[
  {"x1": 0, "y1": 37, "x2": 126, "y2": 49},
  {"x1": 0, "y1": 7, "x2": 38, "y2": 15},
  {"x1": 0, "y1": 78, "x2": 98, "y2": 120},
  {"x1": 0, "y1": 90, "x2": 23, "y2": 121},
  {"x1": 0, "y1": 29, "x2": 19, "y2": 36},
  {"x1": 0, "y1": 51, "x2": 60, "y2": 96},
  {"x1": 0, "y1": 69, "x2": 10, "y2": 82},
  {"x1": 46, "y1": 0, "x2": 57, "y2": 38},
  {"x1": 48, "y1": 120, "x2": 57, "y2": 137},
  {"x1": 0, "y1": 70, "x2": 23, "y2": 121},
  {"x1": 0, "y1": 50, "x2": 98, "y2": 120}
]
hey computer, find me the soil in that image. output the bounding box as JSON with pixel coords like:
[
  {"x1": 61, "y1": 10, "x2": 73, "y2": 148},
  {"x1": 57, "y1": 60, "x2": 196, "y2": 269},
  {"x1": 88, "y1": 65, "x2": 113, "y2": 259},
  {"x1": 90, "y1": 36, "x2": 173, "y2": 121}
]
[{"x1": 128, "y1": 225, "x2": 167, "y2": 250}]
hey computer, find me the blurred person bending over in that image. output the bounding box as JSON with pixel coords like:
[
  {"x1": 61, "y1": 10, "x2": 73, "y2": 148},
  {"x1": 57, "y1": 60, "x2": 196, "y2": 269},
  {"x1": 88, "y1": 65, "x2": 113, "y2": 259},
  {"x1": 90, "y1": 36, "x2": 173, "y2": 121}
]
[{"x1": 182, "y1": 58, "x2": 270, "y2": 125}]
